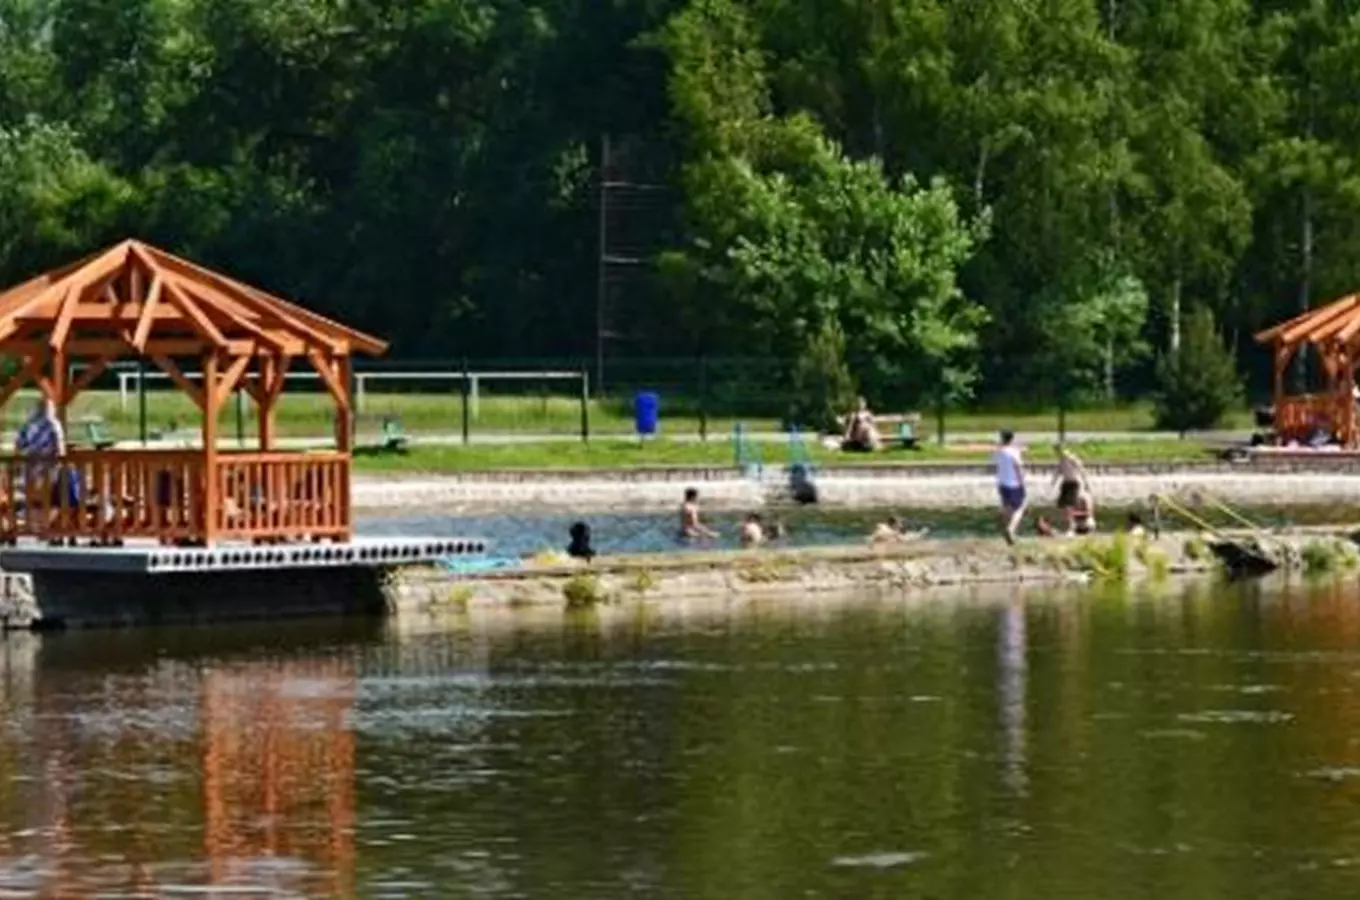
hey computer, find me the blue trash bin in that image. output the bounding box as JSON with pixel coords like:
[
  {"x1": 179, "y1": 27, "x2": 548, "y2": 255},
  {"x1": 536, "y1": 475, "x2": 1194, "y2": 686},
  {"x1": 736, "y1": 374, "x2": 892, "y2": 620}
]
[{"x1": 634, "y1": 391, "x2": 660, "y2": 436}]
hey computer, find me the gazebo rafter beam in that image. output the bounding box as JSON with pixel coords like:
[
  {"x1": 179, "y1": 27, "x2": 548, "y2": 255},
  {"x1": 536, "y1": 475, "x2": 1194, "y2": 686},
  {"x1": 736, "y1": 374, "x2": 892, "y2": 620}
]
[
  {"x1": 142, "y1": 244, "x2": 369, "y2": 354},
  {"x1": 212, "y1": 353, "x2": 253, "y2": 411},
  {"x1": 64, "y1": 353, "x2": 115, "y2": 404},
  {"x1": 161, "y1": 280, "x2": 229, "y2": 348},
  {"x1": 171, "y1": 278, "x2": 295, "y2": 354},
  {"x1": 0, "y1": 352, "x2": 47, "y2": 409},
  {"x1": 132, "y1": 275, "x2": 163, "y2": 351},
  {"x1": 151, "y1": 354, "x2": 206, "y2": 410}
]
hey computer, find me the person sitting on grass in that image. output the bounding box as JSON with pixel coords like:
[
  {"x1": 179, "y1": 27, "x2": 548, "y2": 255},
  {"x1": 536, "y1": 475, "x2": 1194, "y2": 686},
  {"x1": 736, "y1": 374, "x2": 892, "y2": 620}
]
[
  {"x1": 841, "y1": 396, "x2": 881, "y2": 453},
  {"x1": 1068, "y1": 488, "x2": 1096, "y2": 536},
  {"x1": 679, "y1": 487, "x2": 719, "y2": 540}
]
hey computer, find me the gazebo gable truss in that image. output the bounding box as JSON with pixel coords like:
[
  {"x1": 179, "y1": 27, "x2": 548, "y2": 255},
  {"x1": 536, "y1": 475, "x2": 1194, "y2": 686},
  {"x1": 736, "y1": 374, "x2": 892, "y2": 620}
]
[{"x1": 0, "y1": 239, "x2": 386, "y2": 423}]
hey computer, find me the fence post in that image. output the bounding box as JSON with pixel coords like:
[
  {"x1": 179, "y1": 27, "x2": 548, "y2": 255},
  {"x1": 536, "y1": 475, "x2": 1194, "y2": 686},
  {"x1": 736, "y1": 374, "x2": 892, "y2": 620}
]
[
  {"x1": 137, "y1": 357, "x2": 148, "y2": 446},
  {"x1": 580, "y1": 368, "x2": 590, "y2": 443},
  {"x1": 698, "y1": 355, "x2": 708, "y2": 442},
  {"x1": 461, "y1": 357, "x2": 471, "y2": 446}
]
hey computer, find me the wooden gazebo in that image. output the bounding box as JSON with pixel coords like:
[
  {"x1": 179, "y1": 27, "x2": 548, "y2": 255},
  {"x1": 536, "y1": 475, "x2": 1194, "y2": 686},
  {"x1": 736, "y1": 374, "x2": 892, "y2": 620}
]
[
  {"x1": 0, "y1": 239, "x2": 387, "y2": 546},
  {"x1": 1255, "y1": 295, "x2": 1360, "y2": 448}
]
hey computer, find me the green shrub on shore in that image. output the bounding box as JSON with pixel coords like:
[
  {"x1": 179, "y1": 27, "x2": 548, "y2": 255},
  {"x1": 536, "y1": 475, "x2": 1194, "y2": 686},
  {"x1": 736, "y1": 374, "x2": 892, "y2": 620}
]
[
  {"x1": 1300, "y1": 539, "x2": 1360, "y2": 576},
  {"x1": 1182, "y1": 536, "x2": 1209, "y2": 562},
  {"x1": 1135, "y1": 543, "x2": 1170, "y2": 581},
  {"x1": 563, "y1": 573, "x2": 609, "y2": 609},
  {"x1": 1065, "y1": 534, "x2": 1132, "y2": 581}
]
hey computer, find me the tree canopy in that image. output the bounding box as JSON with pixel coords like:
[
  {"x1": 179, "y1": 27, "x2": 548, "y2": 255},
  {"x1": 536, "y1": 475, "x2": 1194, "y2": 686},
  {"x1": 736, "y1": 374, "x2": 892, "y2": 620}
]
[{"x1": 0, "y1": 0, "x2": 1349, "y2": 407}]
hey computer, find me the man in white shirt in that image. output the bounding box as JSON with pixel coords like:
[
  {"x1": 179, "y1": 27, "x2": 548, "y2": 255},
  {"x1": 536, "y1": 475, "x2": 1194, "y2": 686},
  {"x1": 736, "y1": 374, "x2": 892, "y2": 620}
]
[{"x1": 994, "y1": 429, "x2": 1027, "y2": 544}]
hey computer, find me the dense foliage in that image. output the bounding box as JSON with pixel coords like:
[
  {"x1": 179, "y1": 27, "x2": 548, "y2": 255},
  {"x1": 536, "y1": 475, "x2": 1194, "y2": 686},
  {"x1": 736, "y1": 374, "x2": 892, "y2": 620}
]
[
  {"x1": 1153, "y1": 306, "x2": 1244, "y2": 432},
  {"x1": 0, "y1": 0, "x2": 1353, "y2": 407}
]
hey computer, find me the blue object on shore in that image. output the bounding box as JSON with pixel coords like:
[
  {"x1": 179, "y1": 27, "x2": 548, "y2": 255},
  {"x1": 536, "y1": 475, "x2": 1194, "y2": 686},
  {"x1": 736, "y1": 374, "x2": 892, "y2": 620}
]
[
  {"x1": 635, "y1": 391, "x2": 659, "y2": 436},
  {"x1": 439, "y1": 556, "x2": 521, "y2": 575}
]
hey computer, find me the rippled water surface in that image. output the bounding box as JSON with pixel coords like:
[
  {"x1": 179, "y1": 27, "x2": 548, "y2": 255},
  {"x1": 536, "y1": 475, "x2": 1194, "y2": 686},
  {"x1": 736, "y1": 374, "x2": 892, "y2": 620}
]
[
  {"x1": 7, "y1": 580, "x2": 1360, "y2": 897},
  {"x1": 358, "y1": 502, "x2": 1359, "y2": 555}
]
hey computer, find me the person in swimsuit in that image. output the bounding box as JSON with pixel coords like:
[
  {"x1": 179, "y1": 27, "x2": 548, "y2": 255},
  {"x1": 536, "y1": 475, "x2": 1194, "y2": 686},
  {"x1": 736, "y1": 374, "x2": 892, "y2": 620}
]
[
  {"x1": 1068, "y1": 488, "x2": 1096, "y2": 536},
  {"x1": 870, "y1": 515, "x2": 930, "y2": 544},
  {"x1": 739, "y1": 513, "x2": 765, "y2": 546},
  {"x1": 1053, "y1": 443, "x2": 1090, "y2": 533},
  {"x1": 994, "y1": 430, "x2": 1027, "y2": 544},
  {"x1": 680, "y1": 487, "x2": 719, "y2": 540},
  {"x1": 841, "y1": 397, "x2": 882, "y2": 452}
]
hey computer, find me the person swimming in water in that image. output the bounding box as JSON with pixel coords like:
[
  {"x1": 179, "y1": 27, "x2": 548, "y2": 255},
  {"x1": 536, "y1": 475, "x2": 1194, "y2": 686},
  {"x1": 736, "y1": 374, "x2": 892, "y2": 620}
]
[
  {"x1": 679, "y1": 487, "x2": 719, "y2": 540},
  {"x1": 739, "y1": 512, "x2": 765, "y2": 546},
  {"x1": 870, "y1": 515, "x2": 929, "y2": 544}
]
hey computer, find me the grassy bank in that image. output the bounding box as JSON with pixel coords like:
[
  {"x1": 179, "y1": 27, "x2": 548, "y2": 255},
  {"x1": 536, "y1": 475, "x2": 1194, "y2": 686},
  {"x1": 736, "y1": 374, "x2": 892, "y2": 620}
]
[
  {"x1": 350, "y1": 437, "x2": 1217, "y2": 473},
  {"x1": 21, "y1": 387, "x2": 1253, "y2": 443}
]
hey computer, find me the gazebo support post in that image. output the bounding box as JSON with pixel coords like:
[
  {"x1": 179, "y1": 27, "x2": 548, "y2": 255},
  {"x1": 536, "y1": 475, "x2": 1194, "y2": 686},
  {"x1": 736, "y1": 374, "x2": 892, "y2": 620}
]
[
  {"x1": 52, "y1": 349, "x2": 67, "y2": 431},
  {"x1": 334, "y1": 355, "x2": 352, "y2": 454},
  {"x1": 202, "y1": 351, "x2": 219, "y2": 546},
  {"x1": 258, "y1": 356, "x2": 275, "y2": 451}
]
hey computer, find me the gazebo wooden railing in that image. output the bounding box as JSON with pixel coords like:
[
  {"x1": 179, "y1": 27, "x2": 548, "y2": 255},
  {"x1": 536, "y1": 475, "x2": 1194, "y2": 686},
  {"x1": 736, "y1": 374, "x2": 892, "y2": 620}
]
[
  {"x1": 0, "y1": 239, "x2": 387, "y2": 546},
  {"x1": 0, "y1": 450, "x2": 351, "y2": 545}
]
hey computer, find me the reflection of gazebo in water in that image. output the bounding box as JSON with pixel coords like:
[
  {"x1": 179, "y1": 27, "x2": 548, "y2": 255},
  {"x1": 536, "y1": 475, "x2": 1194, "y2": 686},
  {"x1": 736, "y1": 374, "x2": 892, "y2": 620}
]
[
  {"x1": 202, "y1": 662, "x2": 356, "y2": 895},
  {"x1": 0, "y1": 239, "x2": 386, "y2": 546},
  {"x1": 1255, "y1": 295, "x2": 1360, "y2": 447}
]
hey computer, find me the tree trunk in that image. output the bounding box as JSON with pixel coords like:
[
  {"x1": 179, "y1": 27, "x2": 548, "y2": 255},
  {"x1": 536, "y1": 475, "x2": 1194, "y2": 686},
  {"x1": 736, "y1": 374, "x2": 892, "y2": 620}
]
[
  {"x1": 974, "y1": 141, "x2": 989, "y2": 207},
  {"x1": 1296, "y1": 185, "x2": 1313, "y2": 392},
  {"x1": 1104, "y1": 337, "x2": 1115, "y2": 402},
  {"x1": 1169, "y1": 276, "x2": 1182, "y2": 354}
]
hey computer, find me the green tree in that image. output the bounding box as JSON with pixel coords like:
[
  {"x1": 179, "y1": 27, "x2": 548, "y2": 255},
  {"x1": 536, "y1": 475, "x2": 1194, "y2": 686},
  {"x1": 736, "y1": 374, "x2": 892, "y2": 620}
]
[{"x1": 1153, "y1": 304, "x2": 1243, "y2": 432}]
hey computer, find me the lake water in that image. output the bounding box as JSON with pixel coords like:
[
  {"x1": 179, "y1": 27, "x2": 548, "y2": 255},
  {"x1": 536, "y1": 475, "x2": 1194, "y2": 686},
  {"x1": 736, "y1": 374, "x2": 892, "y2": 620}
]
[
  {"x1": 359, "y1": 502, "x2": 1356, "y2": 555},
  {"x1": 5, "y1": 578, "x2": 1360, "y2": 898}
]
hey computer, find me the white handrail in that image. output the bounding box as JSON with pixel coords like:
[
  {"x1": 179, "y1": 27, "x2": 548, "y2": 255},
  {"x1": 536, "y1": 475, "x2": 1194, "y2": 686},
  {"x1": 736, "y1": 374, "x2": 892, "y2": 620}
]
[{"x1": 117, "y1": 369, "x2": 586, "y2": 415}]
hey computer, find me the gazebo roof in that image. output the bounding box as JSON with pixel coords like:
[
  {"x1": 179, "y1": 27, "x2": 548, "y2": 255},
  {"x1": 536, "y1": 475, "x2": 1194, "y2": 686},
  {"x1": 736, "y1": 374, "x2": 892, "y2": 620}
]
[
  {"x1": 1254, "y1": 294, "x2": 1360, "y2": 349},
  {"x1": 0, "y1": 239, "x2": 387, "y2": 359}
]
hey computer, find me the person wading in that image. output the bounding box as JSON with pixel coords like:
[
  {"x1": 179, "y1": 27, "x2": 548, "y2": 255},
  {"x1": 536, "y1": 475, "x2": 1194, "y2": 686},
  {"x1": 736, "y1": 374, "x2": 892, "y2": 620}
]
[
  {"x1": 679, "y1": 487, "x2": 719, "y2": 541},
  {"x1": 1053, "y1": 443, "x2": 1091, "y2": 534},
  {"x1": 994, "y1": 429, "x2": 1027, "y2": 545}
]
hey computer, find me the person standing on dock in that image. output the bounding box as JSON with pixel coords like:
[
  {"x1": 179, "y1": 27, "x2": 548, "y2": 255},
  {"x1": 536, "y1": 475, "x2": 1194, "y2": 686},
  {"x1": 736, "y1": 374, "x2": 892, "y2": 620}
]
[
  {"x1": 17, "y1": 396, "x2": 65, "y2": 493},
  {"x1": 994, "y1": 430, "x2": 1027, "y2": 545}
]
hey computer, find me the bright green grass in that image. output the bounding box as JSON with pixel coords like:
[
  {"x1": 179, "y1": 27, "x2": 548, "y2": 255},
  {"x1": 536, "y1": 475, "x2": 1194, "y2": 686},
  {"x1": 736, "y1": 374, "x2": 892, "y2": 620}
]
[
  {"x1": 17, "y1": 388, "x2": 1252, "y2": 442},
  {"x1": 350, "y1": 437, "x2": 1218, "y2": 473}
]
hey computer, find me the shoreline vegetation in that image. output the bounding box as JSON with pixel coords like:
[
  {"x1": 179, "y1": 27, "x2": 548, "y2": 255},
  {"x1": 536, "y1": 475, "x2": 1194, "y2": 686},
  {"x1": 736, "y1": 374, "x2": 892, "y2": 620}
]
[{"x1": 388, "y1": 530, "x2": 1360, "y2": 617}]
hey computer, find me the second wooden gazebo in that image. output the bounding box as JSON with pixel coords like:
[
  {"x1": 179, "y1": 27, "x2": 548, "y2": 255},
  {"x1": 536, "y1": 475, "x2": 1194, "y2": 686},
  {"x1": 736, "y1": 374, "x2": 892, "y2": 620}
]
[
  {"x1": 1254, "y1": 295, "x2": 1360, "y2": 448},
  {"x1": 0, "y1": 239, "x2": 387, "y2": 546}
]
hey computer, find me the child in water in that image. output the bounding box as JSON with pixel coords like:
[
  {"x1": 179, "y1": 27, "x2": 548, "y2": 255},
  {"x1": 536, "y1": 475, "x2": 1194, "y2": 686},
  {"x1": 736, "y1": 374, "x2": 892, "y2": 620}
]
[{"x1": 679, "y1": 487, "x2": 719, "y2": 540}]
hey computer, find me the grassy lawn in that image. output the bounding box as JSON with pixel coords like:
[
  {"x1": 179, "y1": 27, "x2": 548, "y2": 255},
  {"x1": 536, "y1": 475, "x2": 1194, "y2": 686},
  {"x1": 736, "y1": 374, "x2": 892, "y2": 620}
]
[
  {"x1": 16, "y1": 387, "x2": 1253, "y2": 443},
  {"x1": 351, "y1": 437, "x2": 1217, "y2": 473}
]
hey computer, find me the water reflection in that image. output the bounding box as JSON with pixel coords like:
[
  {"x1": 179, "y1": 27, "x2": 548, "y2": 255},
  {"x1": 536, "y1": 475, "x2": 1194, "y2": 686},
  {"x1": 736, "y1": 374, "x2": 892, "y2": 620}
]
[
  {"x1": 0, "y1": 623, "x2": 375, "y2": 898},
  {"x1": 5, "y1": 582, "x2": 1360, "y2": 896},
  {"x1": 998, "y1": 601, "x2": 1028, "y2": 797}
]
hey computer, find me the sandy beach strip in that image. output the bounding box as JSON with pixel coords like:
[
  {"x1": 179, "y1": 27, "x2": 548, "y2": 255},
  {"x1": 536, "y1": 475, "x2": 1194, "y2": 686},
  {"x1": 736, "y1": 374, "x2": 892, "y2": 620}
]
[{"x1": 352, "y1": 467, "x2": 1360, "y2": 515}]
